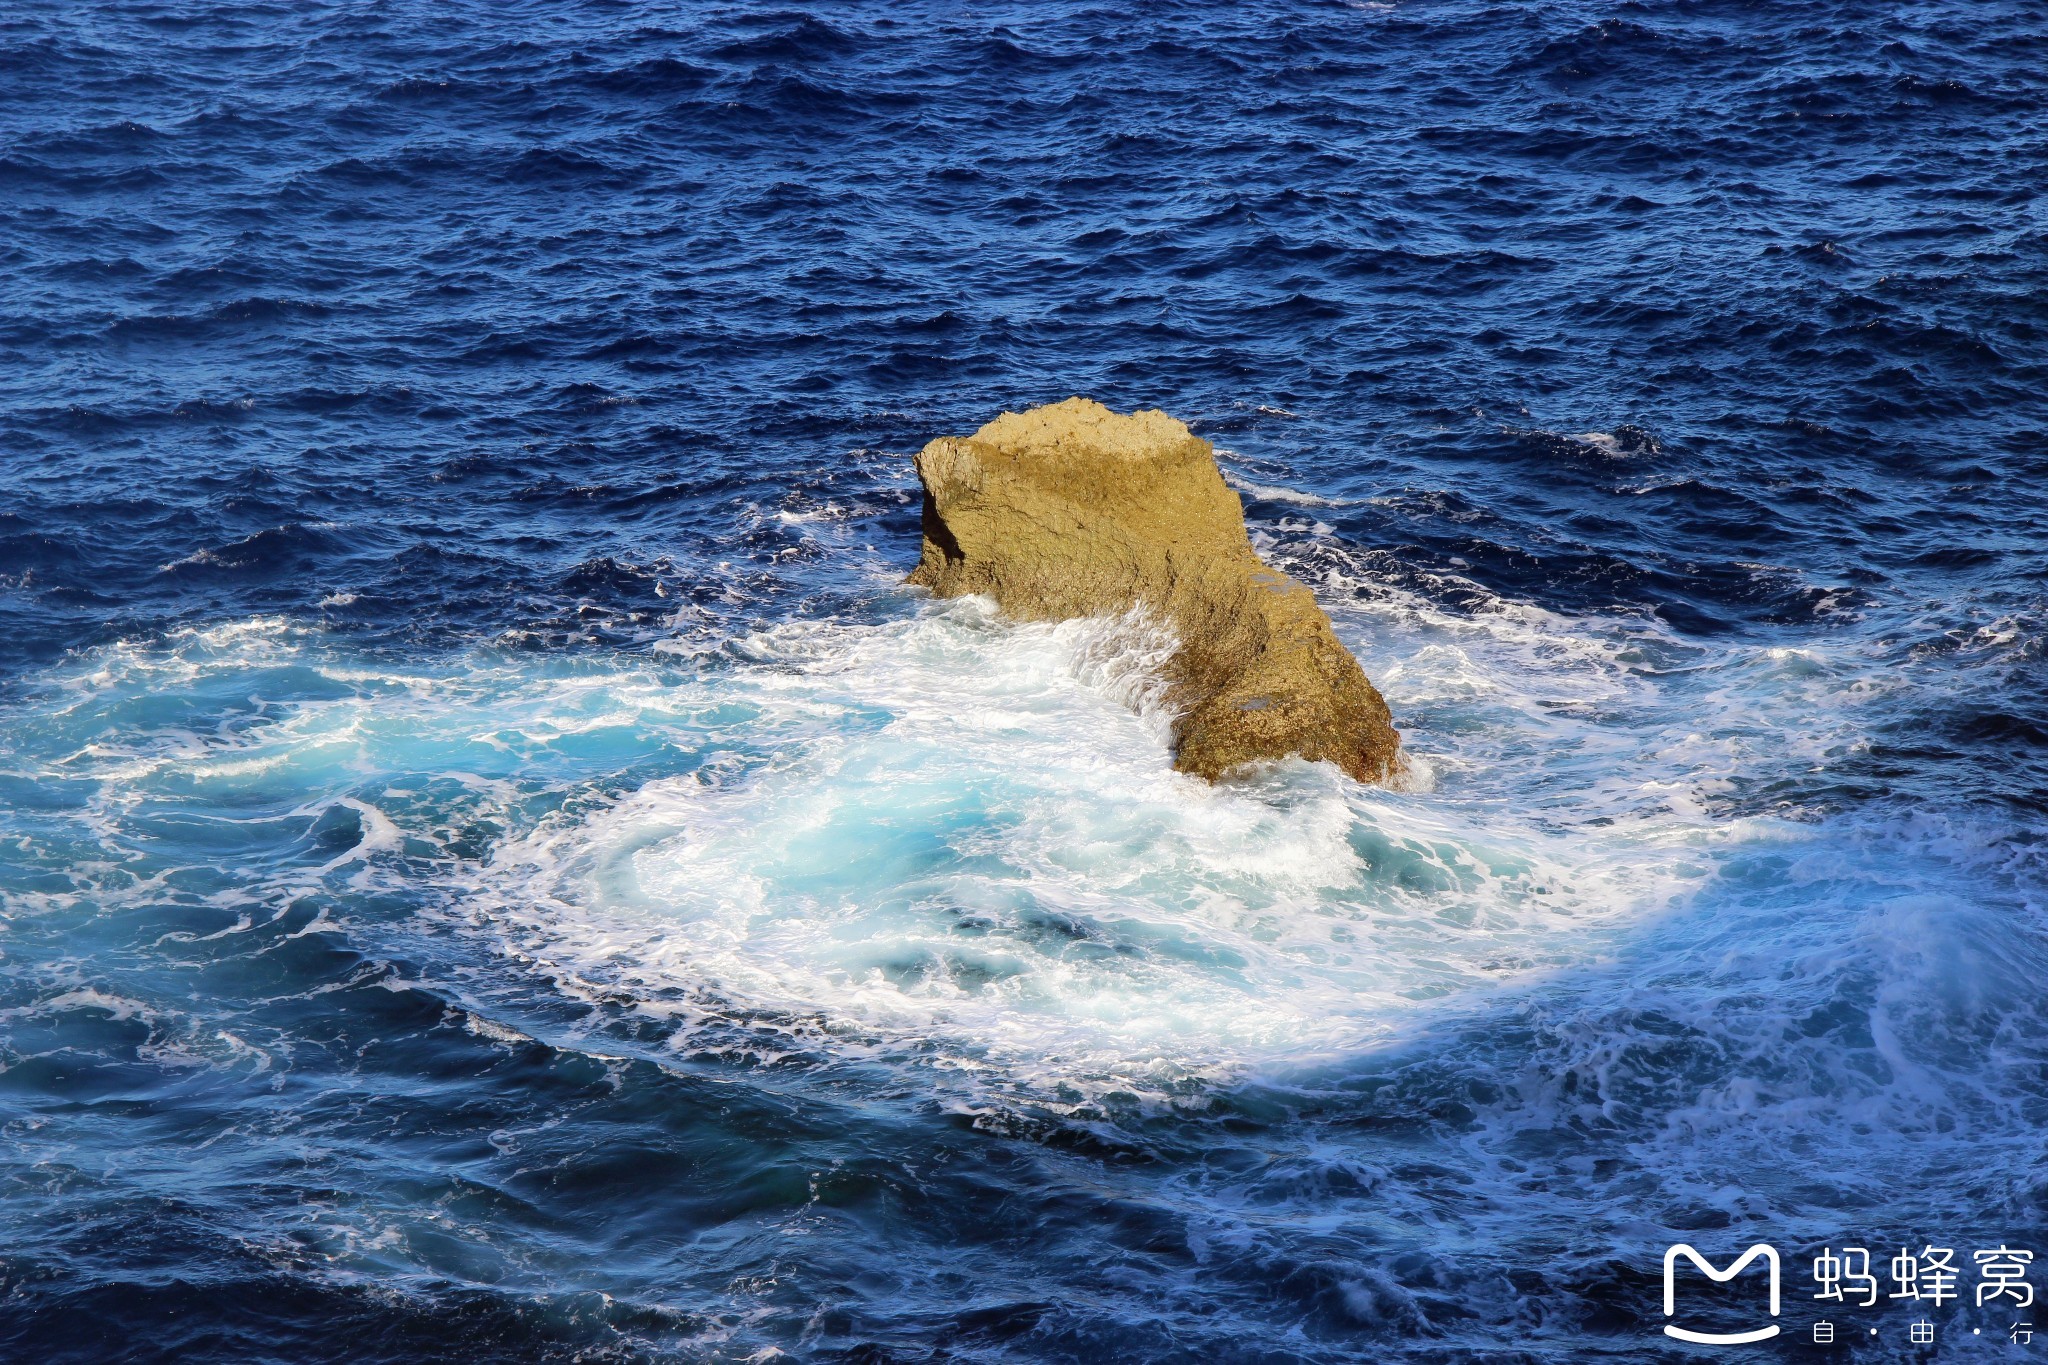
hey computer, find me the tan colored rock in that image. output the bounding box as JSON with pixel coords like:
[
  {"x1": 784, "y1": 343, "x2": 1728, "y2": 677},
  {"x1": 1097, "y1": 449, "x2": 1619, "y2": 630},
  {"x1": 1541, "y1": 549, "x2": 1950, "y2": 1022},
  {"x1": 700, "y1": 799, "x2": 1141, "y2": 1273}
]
[{"x1": 907, "y1": 397, "x2": 1400, "y2": 783}]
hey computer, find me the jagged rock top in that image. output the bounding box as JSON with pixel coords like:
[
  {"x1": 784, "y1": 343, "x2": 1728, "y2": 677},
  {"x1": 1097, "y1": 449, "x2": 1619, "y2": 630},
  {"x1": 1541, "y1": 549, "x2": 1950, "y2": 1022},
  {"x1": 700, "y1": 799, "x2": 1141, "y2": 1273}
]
[{"x1": 966, "y1": 397, "x2": 1196, "y2": 463}]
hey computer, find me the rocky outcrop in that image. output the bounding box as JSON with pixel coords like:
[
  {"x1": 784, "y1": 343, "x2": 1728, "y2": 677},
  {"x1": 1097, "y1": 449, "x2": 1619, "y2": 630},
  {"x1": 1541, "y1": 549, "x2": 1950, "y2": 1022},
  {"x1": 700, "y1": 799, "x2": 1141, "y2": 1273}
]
[{"x1": 906, "y1": 397, "x2": 1400, "y2": 783}]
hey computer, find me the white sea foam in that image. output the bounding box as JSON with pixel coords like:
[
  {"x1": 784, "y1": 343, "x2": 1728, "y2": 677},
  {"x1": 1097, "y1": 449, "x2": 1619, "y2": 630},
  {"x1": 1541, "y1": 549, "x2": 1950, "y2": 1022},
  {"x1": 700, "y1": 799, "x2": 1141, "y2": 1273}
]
[
  {"x1": 0, "y1": 584, "x2": 2033, "y2": 1358},
  {"x1": 7, "y1": 547, "x2": 2033, "y2": 1179},
  {"x1": 1565, "y1": 430, "x2": 1624, "y2": 456},
  {"x1": 1227, "y1": 477, "x2": 1345, "y2": 508},
  {"x1": 418, "y1": 585, "x2": 1849, "y2": 1114}
]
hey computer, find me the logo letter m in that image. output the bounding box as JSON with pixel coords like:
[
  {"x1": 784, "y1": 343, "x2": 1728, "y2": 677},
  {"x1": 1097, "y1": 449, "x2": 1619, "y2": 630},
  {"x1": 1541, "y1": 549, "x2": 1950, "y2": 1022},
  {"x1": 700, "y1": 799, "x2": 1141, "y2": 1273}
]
[{"x1": 1663, "y1": 1243, "x2": 1782, "y2": 1344}]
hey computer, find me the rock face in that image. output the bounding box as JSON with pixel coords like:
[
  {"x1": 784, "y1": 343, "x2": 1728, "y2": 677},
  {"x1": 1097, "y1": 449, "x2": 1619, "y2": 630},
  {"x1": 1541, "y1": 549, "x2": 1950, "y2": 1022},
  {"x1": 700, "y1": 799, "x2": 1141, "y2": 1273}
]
[{"x1": 906, "y1": 397, "x2": 1400, "y2": 783}]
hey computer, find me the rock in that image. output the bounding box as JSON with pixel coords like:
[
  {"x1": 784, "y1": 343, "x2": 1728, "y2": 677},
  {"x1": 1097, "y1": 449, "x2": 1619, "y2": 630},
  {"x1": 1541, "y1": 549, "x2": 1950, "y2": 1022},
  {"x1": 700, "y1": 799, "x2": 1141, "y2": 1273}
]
[{"x1": 906, "y1": 397, "x2": 1401, "y2": 783}]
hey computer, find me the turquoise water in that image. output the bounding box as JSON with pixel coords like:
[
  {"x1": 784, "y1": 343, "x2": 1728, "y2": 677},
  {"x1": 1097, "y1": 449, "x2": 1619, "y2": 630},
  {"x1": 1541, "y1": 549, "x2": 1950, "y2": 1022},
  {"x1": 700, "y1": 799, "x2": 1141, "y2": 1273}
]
[{"x1": 7, "y1": 530, "x2": 2042, "y2": 1357}]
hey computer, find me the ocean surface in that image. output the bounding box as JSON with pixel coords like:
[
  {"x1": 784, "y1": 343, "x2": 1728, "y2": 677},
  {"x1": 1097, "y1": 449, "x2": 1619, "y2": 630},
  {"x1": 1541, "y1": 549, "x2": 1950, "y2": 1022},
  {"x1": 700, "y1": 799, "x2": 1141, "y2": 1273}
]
[{"x1": 2, "y1": 2, "x2": 2044, "y2": 1361}]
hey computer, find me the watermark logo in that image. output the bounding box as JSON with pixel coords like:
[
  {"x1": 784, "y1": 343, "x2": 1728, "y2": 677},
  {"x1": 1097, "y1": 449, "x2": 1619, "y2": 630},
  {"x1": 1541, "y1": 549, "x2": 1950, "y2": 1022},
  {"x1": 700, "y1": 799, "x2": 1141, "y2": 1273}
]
[
  {"x1": 1663, "y1": 1243, "x2": 1782, "y2": 1345},
  {"x1": 1658, "y1": 1239, "x2": 2038, "y2": 1347}
]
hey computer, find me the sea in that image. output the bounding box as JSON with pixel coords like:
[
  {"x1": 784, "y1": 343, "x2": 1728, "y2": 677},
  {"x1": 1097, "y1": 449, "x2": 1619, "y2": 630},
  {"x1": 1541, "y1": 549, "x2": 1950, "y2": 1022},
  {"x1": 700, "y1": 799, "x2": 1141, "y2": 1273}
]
[{"x1": 1, "y1": 2, "x2": 2044, "y2": 1361}]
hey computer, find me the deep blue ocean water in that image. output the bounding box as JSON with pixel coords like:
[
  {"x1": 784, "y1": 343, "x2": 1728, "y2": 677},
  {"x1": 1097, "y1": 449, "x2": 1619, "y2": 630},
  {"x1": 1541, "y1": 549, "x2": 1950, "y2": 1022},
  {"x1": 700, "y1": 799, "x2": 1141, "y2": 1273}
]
[{"x1": 2, "y1": 2, "x2": 2045, "y2": 1360}]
